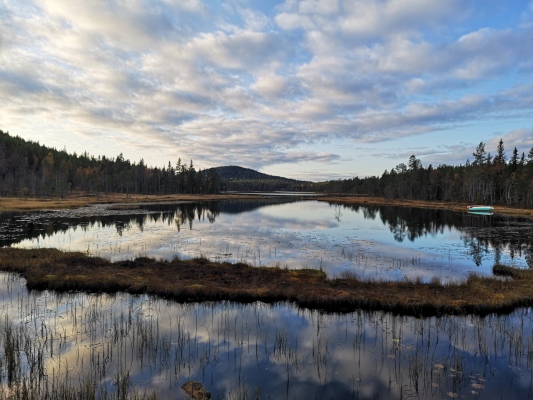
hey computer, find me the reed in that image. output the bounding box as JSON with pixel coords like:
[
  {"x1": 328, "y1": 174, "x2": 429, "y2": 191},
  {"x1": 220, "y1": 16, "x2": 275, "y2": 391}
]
[
  {"x1": 0, "y1": 314, "x2": 159, "y2": 400},
  {"x1": 0, "y1": 271, "x2": 532, "y2": 399}
]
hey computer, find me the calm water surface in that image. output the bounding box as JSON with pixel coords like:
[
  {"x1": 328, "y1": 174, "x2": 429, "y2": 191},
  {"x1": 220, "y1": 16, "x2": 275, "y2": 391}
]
[
  {"x1": 0, "y1": 273, "x2": 532, "y2": 399},
  {"x1": 1, "y1": 199, "x2": 533, "y2": 398},
  {"x1": 2, "y1": 199, "x2": 532, "y2": 281}
]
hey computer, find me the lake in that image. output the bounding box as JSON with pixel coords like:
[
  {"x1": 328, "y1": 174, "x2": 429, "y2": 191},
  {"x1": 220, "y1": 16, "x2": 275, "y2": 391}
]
[
  {"x1": 1, "y1": 198, "x2": 533, "y2": 399},
  {"x1": 2, "y1": 198, "x2": 532, "y2": 281}
]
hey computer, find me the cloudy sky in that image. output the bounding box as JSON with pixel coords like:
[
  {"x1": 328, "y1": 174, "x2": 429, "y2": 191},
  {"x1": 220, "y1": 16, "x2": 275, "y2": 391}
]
[{"x1": 1, "y1": 0, "x2": 533, "y2": 181}]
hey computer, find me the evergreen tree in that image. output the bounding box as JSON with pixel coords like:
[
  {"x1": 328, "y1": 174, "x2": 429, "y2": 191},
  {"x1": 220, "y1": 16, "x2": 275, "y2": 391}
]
[
  {"x1": 472, "y1": 142, "x2": 486, "y2": 165},
  {"x1": 510, "y1": 147, "x2": 519, "y2": 172},
  {"x1": 494, "y1": 139, "x2": 506, "y2": 164},
  {"x1": 0, "y1": 130, "x2": 220, "y2": 197}
]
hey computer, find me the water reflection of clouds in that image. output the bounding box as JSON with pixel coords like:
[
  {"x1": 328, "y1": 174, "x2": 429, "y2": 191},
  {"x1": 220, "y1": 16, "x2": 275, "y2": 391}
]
[
  {"x1": 7, "y1": 200, "x2": 533, "y2": 281},
  {"x1": 1, "y1": 275, "x2": 533, "y2": 399}
]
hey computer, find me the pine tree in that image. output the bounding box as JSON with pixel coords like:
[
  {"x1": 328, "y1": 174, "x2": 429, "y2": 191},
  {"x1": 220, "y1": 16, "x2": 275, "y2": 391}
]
[
  {"x1": 510, "y1": 147, "x2": 519, "y2": 173},
  {"x1": 472, "y1": 142, "x2": 486, "y2": 165},
  {"x1": 494, "y1": 139, "x2": 506, "y2": 164}
]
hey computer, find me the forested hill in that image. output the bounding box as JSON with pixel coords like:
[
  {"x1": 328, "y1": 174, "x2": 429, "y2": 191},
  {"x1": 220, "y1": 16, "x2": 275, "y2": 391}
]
[
  {"x1": 207, "y1": 165, "x2": 314, "y2": 191},
  {"x1": 6, "y1": 128, "x2": 532, "y2": 208},
  {"x1": 0, "y1": 130, "x2": 220, "y2": 197},
  {"x1": 214, "y1": 165, "x2": 297, "y2": 182}
]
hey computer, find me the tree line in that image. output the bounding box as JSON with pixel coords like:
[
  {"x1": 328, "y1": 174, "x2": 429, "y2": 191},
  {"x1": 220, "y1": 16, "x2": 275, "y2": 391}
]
[
  {"x1": 0, "y1": 130, "x2": 221, "y2": 197},
  {"x1": 315, "y1": 138, "x2": 533, "y2": 207}
]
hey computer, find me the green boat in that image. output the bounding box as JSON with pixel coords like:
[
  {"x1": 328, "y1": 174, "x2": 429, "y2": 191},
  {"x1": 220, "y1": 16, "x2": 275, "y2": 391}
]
[
  {"x1": 468, "y1": 211, "x2": 493, "y2": 216},
  {"x1": 467, "y1": 205, "x2": 494, "y2": 212}
]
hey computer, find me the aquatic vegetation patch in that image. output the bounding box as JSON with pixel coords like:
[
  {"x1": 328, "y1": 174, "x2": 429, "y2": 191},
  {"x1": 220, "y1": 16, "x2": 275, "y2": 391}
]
[{"x1": 1, "y1": 248, "x2": 533, "y2": 316}]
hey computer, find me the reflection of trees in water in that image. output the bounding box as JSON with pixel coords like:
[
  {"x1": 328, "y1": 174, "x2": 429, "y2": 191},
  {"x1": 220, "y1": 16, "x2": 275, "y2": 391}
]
[
  {"x1": 174, "y1": 202, "x2": 220, "y2": 232},
  {"x1": 0, "y1": 202, "x2": 221, "y2": 246},
  {"x1": 115, "y1": 221, "x2": 126, "y2": 236},
  {"x1": 0, "y1": 199, "x2": 299, "y2": 246},
  {"x1": 4, "y1": 200, "x2": 533, "y2": 269},
  {"x1": 465, "y1": 222, "x2": 533, "y2": 268},
  {"x1": 338, "y1": 204, "x2": 456, "y2": 243},
  {"x1": 462, "y1": 236, "x2": 489, "y2": 267},
  {"x1": 336, "y1": 202, "x2": 533, "y2": 268},
  {"x1": 333, "y1": 205, "x2": 342, "y2": 222},
  {"x1": 217, "y1": 197, "x2": 299, "y2": 214}
]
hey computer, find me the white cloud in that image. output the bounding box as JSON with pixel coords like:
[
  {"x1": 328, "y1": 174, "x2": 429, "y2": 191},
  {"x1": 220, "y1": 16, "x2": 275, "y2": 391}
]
[
  {"x1": 161, "y1": 0, "x2": 205, "y2": 13},
  {"x1": 239, "y1": 7, "x2": 270, "y2": 31},
  {"x1": 275, "y1": 12, "x2": 315, "y2": 30},
  {"x1": 299, "y1": 0, "x2": 339, "y2": 16},
  {"x1": 252, "y1": 73, "x2": 288, "y2": 98},
  {"x1": 1, "y1": 0, "x2": 533, "y2": 178},
  {"x1": 339, "y1": 0, "x2": 465, "y2": 41},
  {"x1": 486, "y1": 129, "x2": 533, "y2": 155},
  {"x1": 453, "y1": 28, "x2": 516, "y2": 79}
]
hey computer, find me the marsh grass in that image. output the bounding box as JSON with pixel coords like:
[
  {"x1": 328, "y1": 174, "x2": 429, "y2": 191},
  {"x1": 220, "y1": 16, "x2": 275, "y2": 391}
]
[
  {"x1": 0, "y1": 193, "x2": 264, "y2": 212},
  {"x1": 1, "y1": 248, "x2": 532, "y2": 316},
  {"x1": 0, "y1": 269, "x2": 532, "y2": 400},
  {"x1": 0, "y1": 314, "x2": 159, "y2": 400}
]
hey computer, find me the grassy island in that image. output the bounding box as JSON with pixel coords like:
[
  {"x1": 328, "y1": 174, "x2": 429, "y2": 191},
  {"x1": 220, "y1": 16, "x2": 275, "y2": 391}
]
[{"x1": 1, "y1": 248, "x2": 532, "y2": 317}]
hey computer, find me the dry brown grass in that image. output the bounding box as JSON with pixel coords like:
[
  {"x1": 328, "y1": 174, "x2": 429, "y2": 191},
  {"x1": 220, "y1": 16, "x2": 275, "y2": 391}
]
[
  {"x1": 319, "y1": 195, "x2": 533, "y2": 219},
  {"x1": 1, "y1": 248, "x2": 533, "y2": 316},
  {"x1": 4, "y1": 193, "x2": 533, "y2": 220},
  {"x1": 0, "y1": 193, "x2": 266, "y2": 212},
  {"x1": 181, "y1": 381, "x2": 211, "y2": 400}
]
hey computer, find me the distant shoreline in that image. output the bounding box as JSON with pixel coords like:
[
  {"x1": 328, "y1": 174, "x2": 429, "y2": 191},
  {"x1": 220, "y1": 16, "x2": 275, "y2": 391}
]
[
  {"x1": 2, "y1": 192, "x2": 533, "y2": 219},
  {"x1": 319, "y1": 195, "x2": 533, "y2": 219},
  {"x1": 0, "y1": 192, "x2": 266, "y2": 212}
]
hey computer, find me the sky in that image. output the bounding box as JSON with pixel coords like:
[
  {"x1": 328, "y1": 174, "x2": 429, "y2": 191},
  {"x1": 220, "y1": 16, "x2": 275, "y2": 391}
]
[{"x1": 1, "y1": 0, "x2": 533, "y2": 182}]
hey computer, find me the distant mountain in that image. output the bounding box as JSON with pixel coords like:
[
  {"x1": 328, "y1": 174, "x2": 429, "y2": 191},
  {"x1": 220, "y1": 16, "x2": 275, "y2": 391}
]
[
  {"x1": 206, "y1": 165, "x2": 314, "y2": 191},
  {"x1": 213, "y1": 166, "x2": 297, "y2": 182}
]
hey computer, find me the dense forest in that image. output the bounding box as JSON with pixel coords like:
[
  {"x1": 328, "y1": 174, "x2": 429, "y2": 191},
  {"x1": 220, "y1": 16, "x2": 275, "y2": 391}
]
[
  {"x1": 3, "y1": 129, "x2": 533, "y2": 207},
  {"x1": 0, "y1": 130, "x2": 221, "y2": 197},
  {"x1": 316, "y1": 139, "x2": 533, "y2": 207},
  {"x1": 207, "y1": 165, "x2": 313, "y2": 191}
]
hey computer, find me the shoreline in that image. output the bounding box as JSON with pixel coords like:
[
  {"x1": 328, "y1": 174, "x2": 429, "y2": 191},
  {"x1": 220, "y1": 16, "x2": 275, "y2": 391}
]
[
  {"x1": 0, "y1": 193, "x2": 266, "y2": 212},
  {"x1": 2, "y1": 192, "x2": 533, "y2": 219},
  {"x1": 318, "y1": 195, "x2": 533, "y2": 219},
  {"x1": 1, "y1": 248, "x2": 532, "y2": 317}
]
